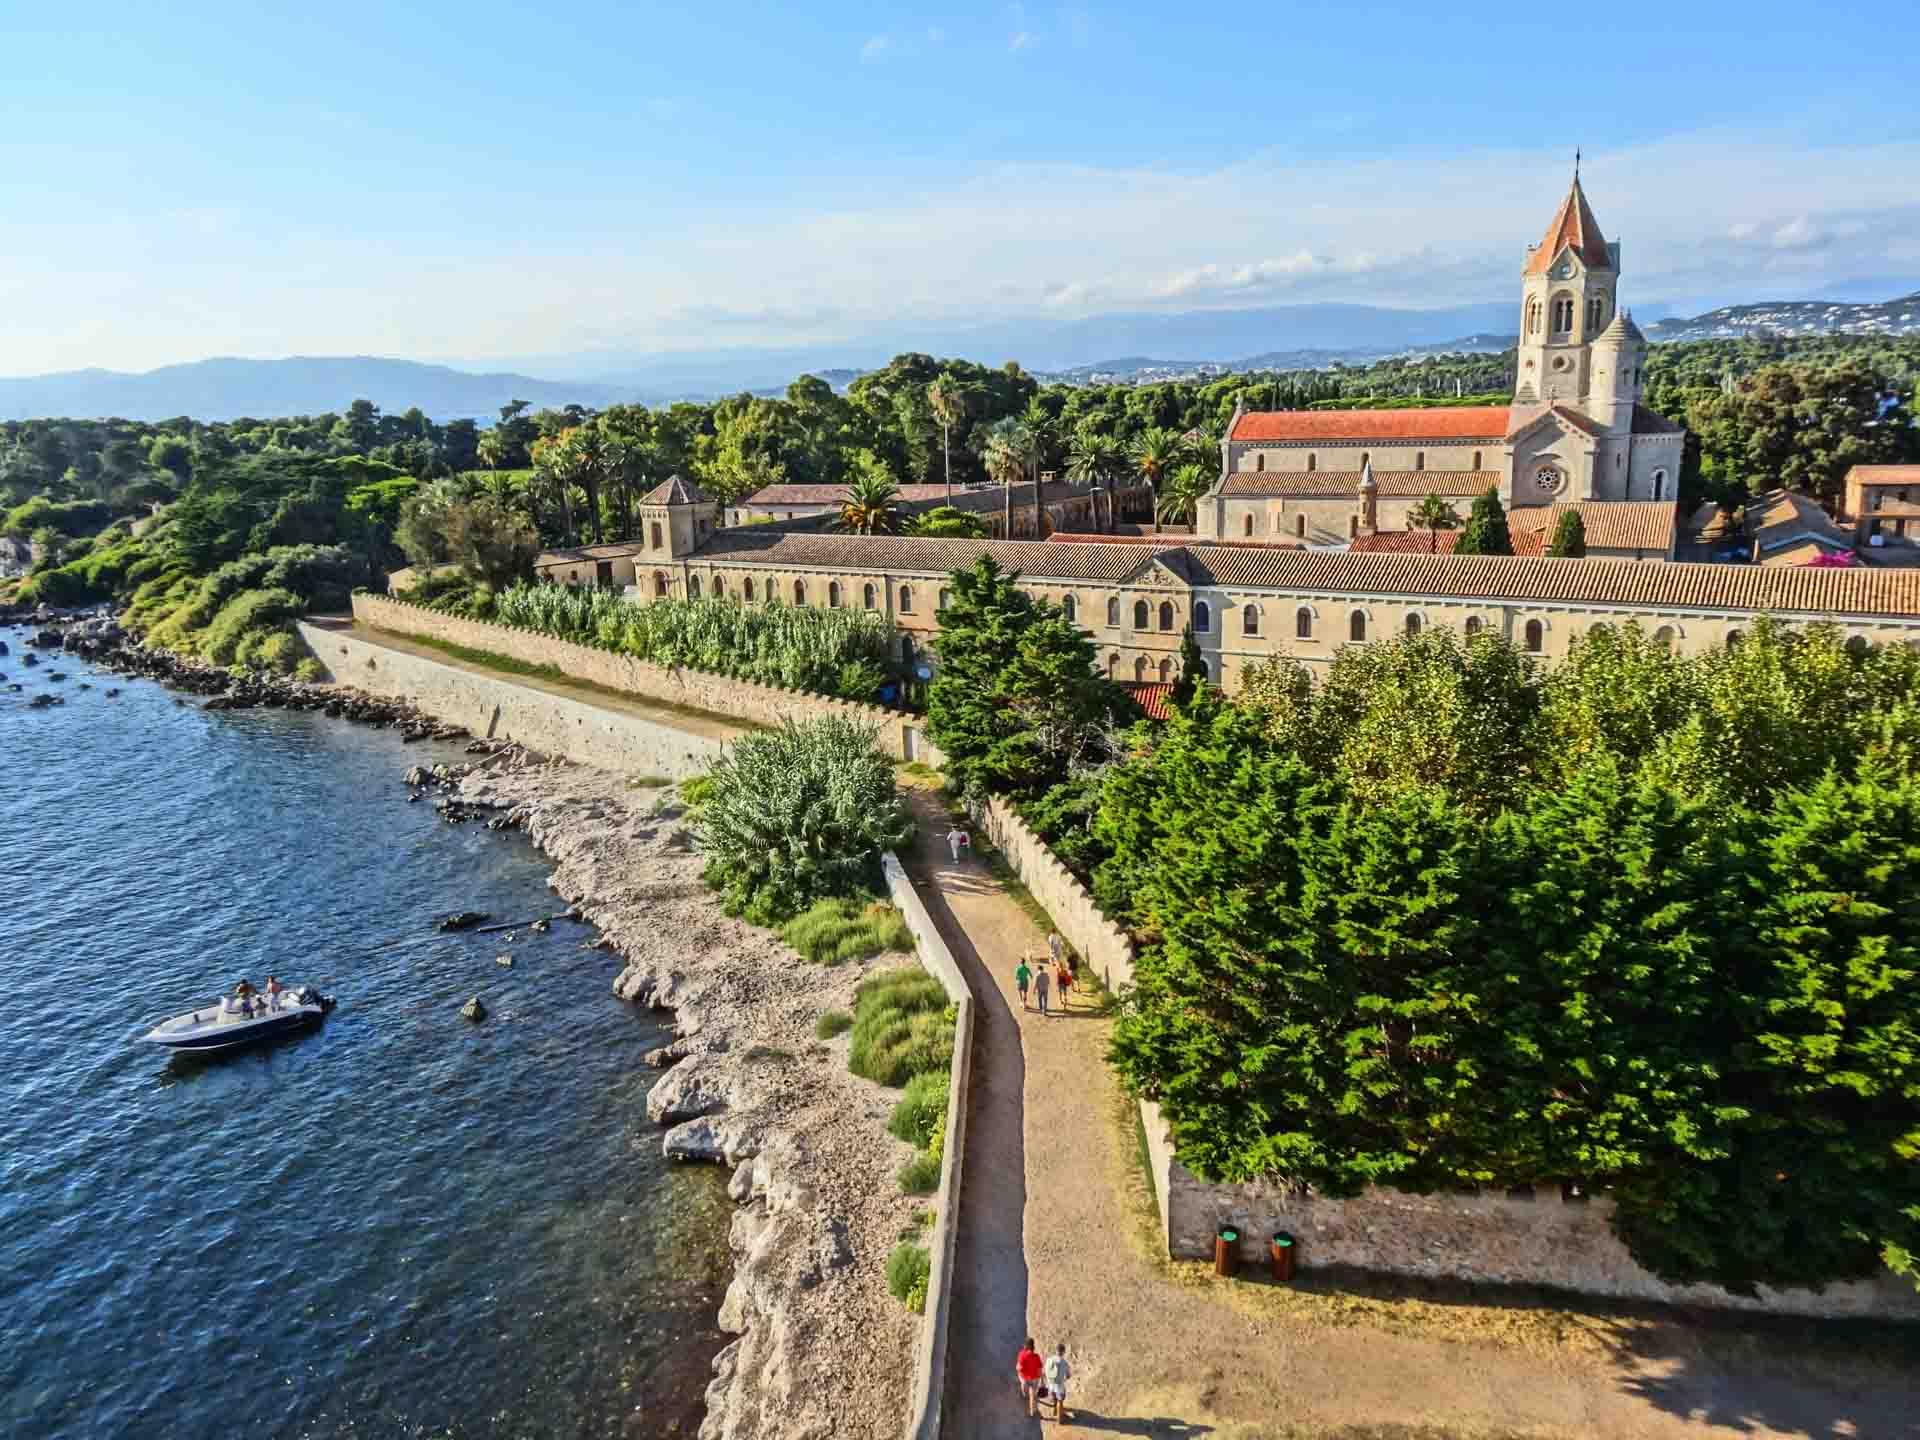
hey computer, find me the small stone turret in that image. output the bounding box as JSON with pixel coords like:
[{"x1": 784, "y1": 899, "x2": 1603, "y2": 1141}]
[
  {"x1": 1358, "y1": 458, "x2": 1379, "y2": 535},
  {"x1": 1587, "y1": 309, "x2": 1646, "y2": 434}
]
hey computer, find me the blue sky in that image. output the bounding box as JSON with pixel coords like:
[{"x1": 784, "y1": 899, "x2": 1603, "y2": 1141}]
[{"x1": 2, "y1": 0, "x2": 1916, "y2": 374}]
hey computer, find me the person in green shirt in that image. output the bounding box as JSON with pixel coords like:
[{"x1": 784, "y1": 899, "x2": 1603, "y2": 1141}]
[{"x1": 1013, "y1": 958, "x2": 1032, "y2": 1010}]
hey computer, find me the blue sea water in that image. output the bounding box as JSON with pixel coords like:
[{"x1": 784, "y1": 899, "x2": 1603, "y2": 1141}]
[{"x1": 0, "y1": 641, "x2": 730, "y2": 1439}]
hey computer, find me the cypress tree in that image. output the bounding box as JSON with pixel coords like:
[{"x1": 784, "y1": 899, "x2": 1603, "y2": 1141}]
[
  {"x1": 1454, "y1": 486, "x2": 1514, "y2": 556},
  {"x1": 1547, "y1": 508, "x2": 1587, "y2": 558},
  {"x1": 1169, "y1": 625, "x2": 1206, "y2": 709}
]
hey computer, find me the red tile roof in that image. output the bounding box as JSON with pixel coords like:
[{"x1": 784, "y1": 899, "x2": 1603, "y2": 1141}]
[
  {"x1": 1350, "y1": 528, "x2": 1546, "y2": 557},
  {"x1": 1230, "y1": 406, "x2": 1510, "y2": 443},
  {"x1": 1219, "y1": 469, "x2": 1498, "y2": 499},
  {"x1": 640, "y1": 475, "x2": 708, "y2": 506},
  {"x1": 1524, "y1": 176, "x2": 1613, "y2": 275},
  {"x1": 1845, "y1": 466, "x2": 1920, "y2": 484},
  {"x1": 1510, "y1": 501, "x2": 1680, "y2": 554},
  {"x1": 1119, "y1": 682, "x2": 1178, "y2": 721}
]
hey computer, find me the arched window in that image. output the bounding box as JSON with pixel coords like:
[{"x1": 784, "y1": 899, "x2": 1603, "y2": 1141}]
[
  {"x1": 1158, "y1": 601, "x2": 1174, "y2": 632},
  {"x1": 1588, "y1": 296, "x2": 1605, "y2": 330},
  {"x1": 1524, "y1": 619, "x2": 1544, "y2": 653},
  {"x1": 1414, "y1": 451, "x2": 1425, "y2": 472},
  {"x1": 828, "y1": 581, "x2": 841, "y2": 608},
  {"x1": 689, "y1": 574, "x2": 702, "y2": 599},
  {"x1": 1158, "y1": 658, "x2": 1172, "y2": 683},
  {"x1": 1062, "y1": 594, "x2": 1076, "y2": 623},
  {"x1": 1106, "y1": 597, "x2": 1119, "y2": 627},
  {"x1": 899, "y1": 585, "x2": 913, "y2": 613},
  {"x1": 1651, "y1": 469, "x2": 1668, "y2": 502},
  {"x1": 1349, "y1": 610, "x2": 1367, "y2": 643},
  {"x1": 1295, "y1": 514, "x2": 1306, "y2": 538},
  {"x1": 793, "y1": 579, "x2": 806, "y2": 605},
  {"x1": 1405, "y1": 613, "x2": 1423, "y2": 637},
  {"x1": 1349, "y1": 515, "x2": 1359, "y2": 539},
  {"x1": 1726, "y1": 629, "x2": 1743, "y2": 651},
  {"x1": 743, "y1": 577, "x2": 756, "y2": 601},
  {"x1": 1295, "y1": 606, "x2": 1312, "y2": 639},
  {"x1": 1527, "y1": 298, "x2": 1542, "y2": 335},
  {"x1": 1648, "y1": 625, "x2": 1675, "y2": 651},
  {"x1": 1846, "y1": 634, "x2": 1870, "y2": 656},
  {"x1": 1255, "y1": 453, "x2": 1266, "y2": 472},
  {"x1": 1473, "y1": 450, "x2": 1483, "y2": 470},
  {"x1": 902, "y1": 634, "x2": 916, "y2": 663},
  {"x1": 1133, "y1": 656, "x2": 1148, "y2": 682},
  {"x1": 1133, "y1": 600, "x2": 1148, "y2": 628},
  {"x1": 1464, "y1": 615, "x2": 1483, "y2": 638},
  {"x1": 1551, "y1": 294, "x2": 1574, "y2": 333},
  {"x1": 654, "y1": 571, "x2": 669, "y2": 598},
  {"x1": 1243, "y1": 514, "x2": 1254, "y2": 537},
  {"x1": 1306, "y1": 453, "x2": 1316, "y2": 472},
  {"x1": 938, "y1": 588, "x2": 951, "y2": 610},
  {"x1": 1243, "y1": 604, "x2": 1260, "y2": 636},
  {"x1": 1194, "y1": 601, "x2": 1210, "y2": 632},
  {"x1": 1106, "y1": 654, "x2": 1118, "y2": 677},
  {"x1": 863, "y1": 583, "x2": 877, "y2": 610},
  {"x1": 651, "y1": 521, "x2": 664, "y2": 549}
]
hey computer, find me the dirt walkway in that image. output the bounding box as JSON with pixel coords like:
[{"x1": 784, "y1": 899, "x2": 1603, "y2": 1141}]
[{"x1": 900, "y1": 791, "x2": 1920, "y2": 1440}]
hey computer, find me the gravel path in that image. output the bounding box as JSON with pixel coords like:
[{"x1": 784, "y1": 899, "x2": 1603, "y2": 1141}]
[{"x1": 902, "y1": 791, "x2": 1920, "y2": 1440}]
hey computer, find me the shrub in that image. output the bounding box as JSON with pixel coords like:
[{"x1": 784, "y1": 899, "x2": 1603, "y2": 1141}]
[
  {"x1": 695, "y1": 716, "x2": 911, "y2": 924},
  {"x1": 896, "y1": 1151, "x2": 942, "y2": 1195},
  {"x1": 293, "y1": 658, "x2": 324, "y2": 683},
  {"x1": 199, "y1": 587, "x2": 305, "y2": 665},
  {"x1": 3, "y1": 496, "x2": 113, "y2": 538},
  {"x1": 887, "y1": 1070, "x2": 949, "y2": 1148},
  {"x1": 885, "y1": 1241, "x2": 931, "y2": 1313},
  {"x1": 848, "y1": 967, "x2": 954, "y2": 1086},
  {"x1": 780, "y1": 897, "x2": 914, "y2": 965},
  {"x1": 814, "y1": 1009, "x2": 852, "y2": 1040}
]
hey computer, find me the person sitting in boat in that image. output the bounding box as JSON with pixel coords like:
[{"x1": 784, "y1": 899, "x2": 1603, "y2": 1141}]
[{"x1": 231, "y1": 980, "x2": 258, "y2": 1019}]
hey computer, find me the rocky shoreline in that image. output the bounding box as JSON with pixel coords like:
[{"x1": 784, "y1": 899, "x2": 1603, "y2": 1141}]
[
  {"x1": 440, "y1": 756, "x2": 922, "y2": 1440},
  {"x1": 1, "y1": 604, "x2": 452, "y2": 735}
]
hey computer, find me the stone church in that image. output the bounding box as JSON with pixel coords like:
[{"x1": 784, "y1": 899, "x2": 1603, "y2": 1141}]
[{"x1": 1199, "y1": 174, "x2": 1687, "y2": 548}]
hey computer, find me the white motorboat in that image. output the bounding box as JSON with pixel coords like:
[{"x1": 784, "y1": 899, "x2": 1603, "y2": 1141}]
[{"x1": 141, "y1": 985, "x2": 336, "y2": 1054}]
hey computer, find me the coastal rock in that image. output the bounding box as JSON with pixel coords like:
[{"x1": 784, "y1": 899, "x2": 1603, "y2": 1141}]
[
  {"x1": 728, "y1": 1159, "x2": 757, "y2": 1202},
  {"x1": 438, "y1": 911, "x2": 489, "y2": 932},
  {"x1": 29, "y1": 694, "x2": 61, "y2": 708},
  {"x1": 662, "y1": 1117, "x2": 727, "y2": 1163},
  {"x1": 22, "y1": 653, "x2": 37, "y2": 667},
  {"x1": 612, "y1": 963, "x2": 657, "y2": 1004},
  {"x1": 460, "y1": 996, "x2": 487, "y2": 1022},
  {"x1": 403, "y1": 766, "x2": 429, "y2": 787},
  {"x1": 644, "y1": 1040, "x2": 690, "y2": 1069},
  {"x1": 646, "y1": 1064, "x2": 736, "y2": 1125}
]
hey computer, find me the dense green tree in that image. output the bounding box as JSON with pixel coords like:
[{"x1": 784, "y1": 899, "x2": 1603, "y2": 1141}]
[
  {"x1": 1453, "y1": 486, "x2": 1513, "y2": 556},
  {"x1": 1546, "y1": 508, "x2": 1586, "y2": 557},
  {"x1": 1169, "y1": 626, "x2": 1206, "y2": 709},
  {"x1": 1410, "y1": 493, "x2": 1461, "y2": 554}
]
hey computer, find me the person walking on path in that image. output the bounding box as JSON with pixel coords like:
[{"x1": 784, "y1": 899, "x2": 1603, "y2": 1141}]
[
  {"x1": 1044, "y1": 1344, "x2": 1073, "y2": 1422},
  {"x1": 943, "y1": 825, "x2": 968, "y2": 864},
  {"x1": 1033, "y1": 960, "x2": 1052, "y2": 1017},
  {"x1": 1056, "y1": 955, "x2": 1073, "y2": 1010},
  {"x1": 1016, "y1": 1339, "x2": 1045, "y2": 1417},
  {"x1": 1014, "y1": 956, "x2": 1033, "y2": 1011},
  {"x1": 1048, "y1": 930, "x2": 1062, "y2": 969}
]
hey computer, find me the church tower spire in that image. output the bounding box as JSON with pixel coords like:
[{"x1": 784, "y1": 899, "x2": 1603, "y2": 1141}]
[{"x1": 1515, "y1": 173, "x2": 1620, "y2": 405}]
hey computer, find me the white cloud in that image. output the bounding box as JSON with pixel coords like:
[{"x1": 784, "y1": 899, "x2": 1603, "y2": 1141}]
[
  {"x1": 859, "y1": 35, "x2": 890, "y2": 62},
  {"x1": 1772, "y1": 214, "x2": 1830, "y2": 250}
]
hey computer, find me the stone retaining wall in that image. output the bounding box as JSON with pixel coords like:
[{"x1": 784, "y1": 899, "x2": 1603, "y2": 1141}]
[
  {"x1": 881, "y1": 853, "x2": 975, "y2": 1440},
  {"x1": 298, "y1": 622, "x2": 727, "y2": 777},
  {"x1": 973, "y1": 793, "x2": 1920, "y2": 1320},
  {"x1": 350, "y1": 593, "x2": 944, "y2": 765}
]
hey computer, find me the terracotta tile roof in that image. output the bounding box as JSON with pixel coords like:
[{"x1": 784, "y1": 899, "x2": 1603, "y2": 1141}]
[
  {"x1": 1509, "y1": 501, "x2": 1679, "y2": 554},
  {"x1": 1524, "y1": 176, "x2": 1612, "y2": 275},
  {"x1": 536, "y1": 542, "x2": 647, "y2": 564},
  {"x1": 1746, "y1": 489, "x2": 1851, "y2": 556},
  {"x1": 1632, "y1": 403, "x2": 1685, "y2": 436},
  {"x1": 1119, "y1": 682, "x2": 1177, "y2": 721},
  {"x1": 640, "y1": 475, "x2": 708, "y2": 506},
  {"x1": 1844, "y1": 466, "x2": 1920, "y2": 485},
  {"x1": 1230, "y1": 407, "x2": 1510, "y2": 443},
  {"x1": 1687, "y1": 502, "x2": 1736, "y2": 543},
  {"x1": 694, "y1": 530, "x2": 1920, "y2": 618},
  {"x1": 1768, "y1": 541, "x2": 1852, "y2": 568},
  {"x1": 1218, "y1": 469, "x2": 1499, "y2": 499},
  {"x1": 1550, "y1": 405, "x2": 1605, "y2": 439},
  {"x1": 1046, "y1": 533, "x2": 1302, "y2": 551},
  {"x1": 1350, "y1": 528, "x2": 1546, "y2": 557}
]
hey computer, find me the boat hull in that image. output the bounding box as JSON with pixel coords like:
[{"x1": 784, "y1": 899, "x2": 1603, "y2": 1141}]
[{"x1": 148, "y1": 1010, "x2": 322, "y2": 1052}]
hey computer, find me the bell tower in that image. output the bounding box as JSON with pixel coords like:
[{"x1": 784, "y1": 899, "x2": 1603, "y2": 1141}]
[{"x1": 1516, "y1": 165, "x2": 1619, "y2": 406}]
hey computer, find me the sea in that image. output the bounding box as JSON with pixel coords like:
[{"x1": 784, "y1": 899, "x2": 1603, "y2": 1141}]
[{"x1": 0, "y1": 634, "x2": 731, "y2": 1439}]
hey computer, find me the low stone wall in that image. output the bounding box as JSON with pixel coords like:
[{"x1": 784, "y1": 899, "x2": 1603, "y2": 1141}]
[
  {"x1": 350, "y1": 593, "x2": 945, "y2": 765},
  {"x1": 974, "y1": 794, "x2": 1920, "y2": 1320},
  {"x1": 297, "y1": 622, "x2": 727, "y2": 777},
  {"x1": 975, "y1": 796, "x2": 1135, "y2": 991},
  {"x1": 881, "y1": 852, "x2": 976, "y2": 1440}
]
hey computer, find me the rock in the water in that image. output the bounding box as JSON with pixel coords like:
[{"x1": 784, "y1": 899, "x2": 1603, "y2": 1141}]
[
  {"x1": 29, "y1": 693, "x2": 60, "y2": 708},
  {"x1": 460, "y1": 996, "x2": 488, "y2": 1022},
  {"x1": 104, "y1": 688, "x2": 119, "y2": 697},
  {"x1": 530, "y1": 918, "x2": 550, "y2": 934},
  {"x1": 646, "y1": 1065, "x2": 733, "y2": 1125},
  {"x1": 643, "y1": 1041, "x2": 689, "y2": 1069},
  {"x1": 495, "y1": 954, "x2": 513, "y2": 967},
  {"x1": 403, "y1": 765, "x2": 429, "y2": 786},
  {"x1": 22, "y1": 653, "x2": 37, "y2": 667},
  {"x1": 612, "y1": 964, "x2": 655, "y2": 1005},
  {"x1": 662, "y1": 1116, "x2": 727, "y2": 1163},
  {"x1": 438, "y1": 910, "x2": 489, "y2": 932}
]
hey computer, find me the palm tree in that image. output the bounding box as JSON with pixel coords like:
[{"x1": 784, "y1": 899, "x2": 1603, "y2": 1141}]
[
  {"x1": 838, "y1": 461, "x2": 903, "y2": 534},
  {"x1": 1410, "y1": 494, "x2": 1462, "y2": 554},
  {"x1": 927, "y1": 378, "x2": 968, "y2": 502},
  {"x1": 1157, "y1": 461, "x2": 1211, "y2": 528},
  {"x1": 1067, "y1": 431, "x2": 1125, "y2": 531},
  {"x1": 1130, "y1": 426, "x2": 1183, "y2": 533},
  {"x1": 980, "y1": 418, "x2": 1028, "y2": 538}
]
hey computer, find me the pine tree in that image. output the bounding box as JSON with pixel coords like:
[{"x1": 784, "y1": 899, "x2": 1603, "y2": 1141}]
[
  {"x1": 1453, "y1": 486, "x2": 1513, "y2": 556},
  {"x1": 1547, "y1": 508, "x2": 1587, "y2": 558},
  {"x1": 1169, "y1": 625, "x2": 1206, "y2": 709}
]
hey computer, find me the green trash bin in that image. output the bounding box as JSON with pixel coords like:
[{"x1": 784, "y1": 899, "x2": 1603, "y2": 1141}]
[
  {"x1": 1214, "y1": 1226, "x2": 1240, "y2": 1278},
  {"x1": 1270, "y1": 1230, "x2": 1296, "y2": 1283}
]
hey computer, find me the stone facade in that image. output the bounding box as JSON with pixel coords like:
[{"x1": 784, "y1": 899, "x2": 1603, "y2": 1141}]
[{"x1": 348, "y1": 594, "x2": 944, "y2": 765}]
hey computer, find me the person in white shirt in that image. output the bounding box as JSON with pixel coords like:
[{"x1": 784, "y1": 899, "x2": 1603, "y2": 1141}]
[
  {"x1": 943, "y1": 827, "x2": 968, "y2": 863},
  {"x1": 1044, "y1": 1344, "x2": 1072, "y2": 1421}
]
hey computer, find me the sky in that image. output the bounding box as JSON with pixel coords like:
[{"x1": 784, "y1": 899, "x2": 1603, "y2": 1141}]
[{"x1": 2, "y1": 0, "x2": 1917, "y2": 377}]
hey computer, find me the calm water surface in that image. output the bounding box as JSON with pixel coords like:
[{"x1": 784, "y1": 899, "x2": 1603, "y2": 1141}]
[{"x1": 0, "y1": 638, "x2": 730, "y2": 1439}]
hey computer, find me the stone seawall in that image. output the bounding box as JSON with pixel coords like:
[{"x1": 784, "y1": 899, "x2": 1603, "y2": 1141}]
[
  {"x1": 972, "y1": 791, "x2": 1920, "y2": 1320},
  {"x1": 298, "y1": 622, "x2": 728, "y2": 777},
  {"x1": 349, "y1": 593, "x2": 945, "y2": 766}
]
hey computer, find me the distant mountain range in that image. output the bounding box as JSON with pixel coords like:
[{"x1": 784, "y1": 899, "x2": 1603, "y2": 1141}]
[
  {"x1": 4, "y1": 291, "x2": 1917, "y2": 424},
  {"x1": 1647, "y1": 292, "x2": 1920, "y2": 343},
  {"x1": 0, "y1": 357, "x2": 636, "y2": 425}
]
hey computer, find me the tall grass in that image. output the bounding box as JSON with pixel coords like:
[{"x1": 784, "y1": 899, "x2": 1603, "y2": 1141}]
[
  {"x1": 480, "y1": 584, "x2": 899, "y2": 700},
  {"x1": 780, "y1": 897, "x2": 914, "y2": 964},
  {"x1": 848, "y1": 967, "x2": 954, "y2": 1086}
]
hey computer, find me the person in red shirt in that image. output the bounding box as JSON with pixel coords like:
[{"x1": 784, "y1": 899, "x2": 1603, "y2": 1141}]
[{"x1": 1015, "y1": 1337, "x2": 1045, "y2": 1416}]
